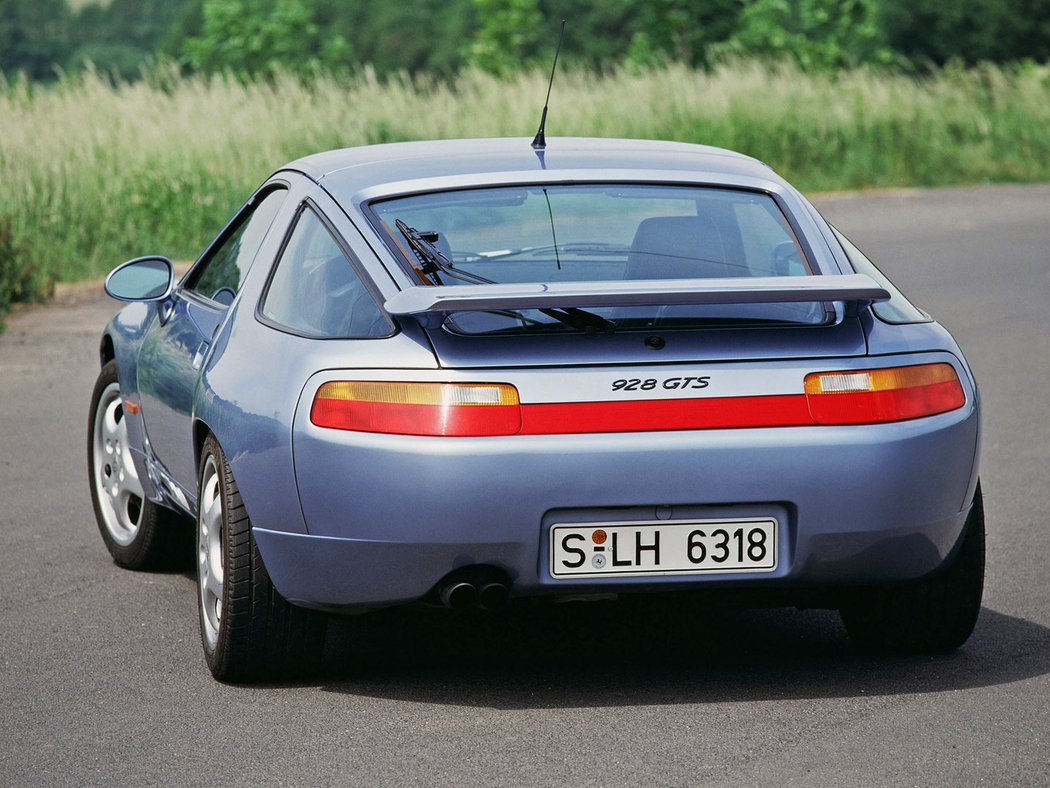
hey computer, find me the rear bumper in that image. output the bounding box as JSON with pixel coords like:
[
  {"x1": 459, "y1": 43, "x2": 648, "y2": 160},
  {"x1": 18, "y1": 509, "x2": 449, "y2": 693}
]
[
  {"x1": 255, "y1": 390, "x2": 979, "y2": 611},
  {"x1": 254, "y1": 505, "x2": 972, "y2": 611}
]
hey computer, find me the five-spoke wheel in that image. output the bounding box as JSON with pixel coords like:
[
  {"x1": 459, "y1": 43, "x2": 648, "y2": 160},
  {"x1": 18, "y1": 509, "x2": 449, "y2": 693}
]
[
  {"x1": 197, "y1": 452, "x2": 224, "y2": 650},
  {"x1": 91, "y1": 375, "x2": 145, "y2": 546},
  {"x1": 197, "y1": 435, "x2": 326, "y2": 682},
  {"x1": 88, "y1": 360, "x2": 184, "y2": 569}
]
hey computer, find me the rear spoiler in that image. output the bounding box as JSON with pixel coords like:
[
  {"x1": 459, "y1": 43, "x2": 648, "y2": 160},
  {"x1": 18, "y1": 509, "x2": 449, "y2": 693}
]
[{"x1": 383, "y1": 274, "x2": 890, "y2": 316}]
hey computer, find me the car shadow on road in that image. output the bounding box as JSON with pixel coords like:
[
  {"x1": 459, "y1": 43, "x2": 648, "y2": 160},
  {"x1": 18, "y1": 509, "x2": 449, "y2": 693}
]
[{"x1": 316, "y1": 599, "x2": 1050, "y2": 708}]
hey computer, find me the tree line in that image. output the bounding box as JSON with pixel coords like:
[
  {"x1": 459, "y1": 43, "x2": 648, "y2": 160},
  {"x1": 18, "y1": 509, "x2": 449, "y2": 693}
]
[{"x1": 2, "y1": 0, "x2": 1049, "y2": 83}]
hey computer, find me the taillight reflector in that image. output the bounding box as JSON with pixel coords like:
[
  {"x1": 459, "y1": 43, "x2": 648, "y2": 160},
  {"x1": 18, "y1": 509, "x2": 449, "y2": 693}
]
[
  {"x1": 311, "y1": 381, "x2": 521, "y2": 436},
  {"x1": 804, "y1": 363, "x2": 965, "y2": 424}
]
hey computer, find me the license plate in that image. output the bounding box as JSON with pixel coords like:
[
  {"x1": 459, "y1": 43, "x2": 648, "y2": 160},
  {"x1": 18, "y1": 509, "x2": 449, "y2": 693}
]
[{"x1": 549, "y1": 518, "x2": 778, "y2": 578}]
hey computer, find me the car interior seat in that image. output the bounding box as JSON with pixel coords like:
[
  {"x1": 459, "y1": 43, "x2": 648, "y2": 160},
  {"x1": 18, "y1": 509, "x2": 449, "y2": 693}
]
[{"x1": 624, "y1": 215, "x2": 733, "y2": 280}]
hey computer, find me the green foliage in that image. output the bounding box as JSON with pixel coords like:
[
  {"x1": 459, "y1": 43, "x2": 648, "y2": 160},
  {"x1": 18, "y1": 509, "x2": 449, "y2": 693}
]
[
  {"x1": 6, "y1": 0, "x2": 1050, "y2": 85},
  {"x1": 880, "y1": 0, "x2": 1050, "y2": 66},
  {"x1": 464, "y1": 0, "x2": 743, "y2": 74},
  {"x1": 2, "y1": 60, "x2": 1050, "y2": 324},
  {"x1": 466, "y1": 0, "x2": 545, "y2": 75},
  {"x1": 313, "y1": 0, "x2": 476, "y2": 76},
  {"x1": 624, "y1": 0, "x2": 743, "y2": 67},
  {"x1": 181, "y1": 0, "x2": 351, "y2": 79},
  {"x1": 0, "y1": 215, "x2": 47, "y2": 323},
  {"x1": 66, "y1": 0, "x2": 190, "y2": 79},
  {"x1": 0, "y1": 0, "x2": 70, "y2": 80},
  {"x1": 716, "y1": 0, "x2": 896, "y2": 70}
]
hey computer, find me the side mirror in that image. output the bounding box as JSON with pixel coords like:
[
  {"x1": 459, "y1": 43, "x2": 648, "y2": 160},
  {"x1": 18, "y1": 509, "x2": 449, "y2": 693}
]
[{"x1": 105, "y1": 256, "x2": 175, "y2": 302}]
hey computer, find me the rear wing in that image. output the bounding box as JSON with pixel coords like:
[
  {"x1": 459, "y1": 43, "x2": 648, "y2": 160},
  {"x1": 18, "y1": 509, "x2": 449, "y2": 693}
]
[{"x1": 383, "y1": 274, "x2": 890, "y2": 316}]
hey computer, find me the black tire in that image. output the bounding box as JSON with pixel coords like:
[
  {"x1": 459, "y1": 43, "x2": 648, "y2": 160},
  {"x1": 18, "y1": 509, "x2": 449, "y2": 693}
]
[
  {"x1": 88, "y1": 360, "x2": 187, "y2": 570},
  {"x1": 196, "y1": 434, "x2": 327, "y2": 682},
  {"x1": 840, "y1": 483, "x2": 985, "y2": 654}
]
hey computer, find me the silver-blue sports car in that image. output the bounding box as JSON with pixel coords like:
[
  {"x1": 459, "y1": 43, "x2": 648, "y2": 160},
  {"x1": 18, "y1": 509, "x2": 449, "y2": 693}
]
[{"x1": 89, "y1": 137, "x2": 983, "y2": 681}]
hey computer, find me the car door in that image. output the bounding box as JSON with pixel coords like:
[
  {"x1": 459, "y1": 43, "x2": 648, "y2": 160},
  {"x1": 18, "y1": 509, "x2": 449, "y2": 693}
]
[{"x1": 137, "y1": 185, "x2": 289, "y2": 497}]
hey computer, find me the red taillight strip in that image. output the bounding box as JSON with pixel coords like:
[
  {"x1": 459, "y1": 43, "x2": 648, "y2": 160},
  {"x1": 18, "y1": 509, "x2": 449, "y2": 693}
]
[
  {"x1": 310, "y1": 364, "x2": 967, "y2": 436},
  {"x1": 519, "y1": 394, "x2": 813, "y2": 434}
]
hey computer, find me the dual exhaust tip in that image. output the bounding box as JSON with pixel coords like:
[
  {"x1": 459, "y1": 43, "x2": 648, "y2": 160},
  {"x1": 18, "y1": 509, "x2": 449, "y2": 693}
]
[{"x1": 438, "y1": 575, "x2": 510, "y2": 611}]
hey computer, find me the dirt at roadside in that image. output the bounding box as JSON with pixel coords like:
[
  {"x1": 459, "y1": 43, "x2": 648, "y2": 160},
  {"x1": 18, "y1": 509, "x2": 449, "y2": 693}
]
[
  {"x1": 0, "y1": 281, "x2": 118, "y2": 381},
  {"x1": 1, "y1": 262, "x2": 194, "y2": 371}
]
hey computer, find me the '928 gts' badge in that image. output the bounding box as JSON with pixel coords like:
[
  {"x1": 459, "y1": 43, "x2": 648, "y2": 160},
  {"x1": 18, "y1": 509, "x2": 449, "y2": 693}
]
[{"x1": 611, "y1": 376, "x2": 711, "y2": 393}]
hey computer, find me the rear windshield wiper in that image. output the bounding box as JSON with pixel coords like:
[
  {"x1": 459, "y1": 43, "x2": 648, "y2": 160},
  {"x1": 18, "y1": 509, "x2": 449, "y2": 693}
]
[
  {"x1": 395, "y1": 218, "x2": 488, "y2": 286},
  {"x1": 395, "y1": 220, "x2": 615, "y2": 334}
]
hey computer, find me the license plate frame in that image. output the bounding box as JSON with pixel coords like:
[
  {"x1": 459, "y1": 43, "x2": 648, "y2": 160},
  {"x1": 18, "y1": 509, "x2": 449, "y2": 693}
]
[{"x1": 549, "y1": 517, "x2": 778, "y2": 578}]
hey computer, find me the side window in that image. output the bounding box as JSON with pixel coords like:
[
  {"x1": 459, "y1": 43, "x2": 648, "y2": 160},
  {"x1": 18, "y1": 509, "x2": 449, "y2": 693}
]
[
  {"x1": 261, "y1": 207, "x2": 392, "y2": 338},
  {"x1": 184, "y1": 187, "x2": 288, "y2": 304}
]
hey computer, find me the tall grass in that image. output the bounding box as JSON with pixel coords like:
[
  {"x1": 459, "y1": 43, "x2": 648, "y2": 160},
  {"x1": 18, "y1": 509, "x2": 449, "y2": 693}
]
[{"x1": 1, "y1": 60, "x2": 1049, "y2": 311}]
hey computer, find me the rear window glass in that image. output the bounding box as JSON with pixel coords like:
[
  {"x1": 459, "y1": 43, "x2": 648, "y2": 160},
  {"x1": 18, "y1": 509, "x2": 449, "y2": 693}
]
[{"x1": 371, "y1": 184, "x2": 826, "y2": 334}]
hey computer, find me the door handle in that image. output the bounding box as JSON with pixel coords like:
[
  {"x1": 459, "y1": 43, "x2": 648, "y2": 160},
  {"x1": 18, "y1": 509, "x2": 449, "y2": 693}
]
[{"x1": 192, "y1": 341, "x2": 210, "y2": 371}]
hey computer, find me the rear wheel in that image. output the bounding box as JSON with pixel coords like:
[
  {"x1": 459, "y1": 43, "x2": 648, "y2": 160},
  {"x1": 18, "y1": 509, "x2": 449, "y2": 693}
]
[
  {"x1": 840, "y1": 483, "x2": 985, "y2": 654},
  {"x1": 197, "y1": 434, "x2": 327, "y2": 682},
  {"x1": 88, "y1": 360, "x2": 185, "y2": 569}
]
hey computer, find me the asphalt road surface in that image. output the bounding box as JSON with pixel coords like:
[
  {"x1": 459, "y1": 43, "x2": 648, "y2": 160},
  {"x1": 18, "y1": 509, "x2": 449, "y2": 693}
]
[{"x1": 2, "y1": 185, "x2": 1048, "y2": 786}]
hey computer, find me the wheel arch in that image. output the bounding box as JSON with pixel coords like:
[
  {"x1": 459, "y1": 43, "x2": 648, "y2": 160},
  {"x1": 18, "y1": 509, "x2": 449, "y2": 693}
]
[
  {"x1": 190, "y1": 359, "x2": 310, "y2": 536},
  {"x1": 99, "y1": 333, "x2": 116, "y2": 367},
  {"x1": 192, "y1": 418, "x2": 214, "y2": 482}
]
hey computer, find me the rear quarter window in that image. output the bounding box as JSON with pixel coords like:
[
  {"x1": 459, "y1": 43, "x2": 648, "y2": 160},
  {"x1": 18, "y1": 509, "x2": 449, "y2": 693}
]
[
  {"x1": 833, "y1": 229, "x2": 929, "y2": 324},
  {"x1": 260, "y1": 206, "x2": 393, "y2": 338}
]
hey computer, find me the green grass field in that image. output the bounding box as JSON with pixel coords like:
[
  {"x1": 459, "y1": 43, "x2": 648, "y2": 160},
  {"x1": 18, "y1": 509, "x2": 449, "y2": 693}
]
[{"x1": 1, "y1": 59, "x2": 1048, "y2": 315}]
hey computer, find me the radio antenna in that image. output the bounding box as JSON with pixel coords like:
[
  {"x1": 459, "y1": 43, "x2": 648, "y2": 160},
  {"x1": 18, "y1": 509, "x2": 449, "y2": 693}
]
[{"x1": 531, "y1": 19, "x2": 566, "y2": 150}]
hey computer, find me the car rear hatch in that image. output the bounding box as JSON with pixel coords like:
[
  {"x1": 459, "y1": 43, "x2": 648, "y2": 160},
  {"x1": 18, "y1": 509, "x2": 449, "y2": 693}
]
[
  {"x1": 347, "y1": 277, "x2": 893, "y2": 437},
  {"x1": 387, "y1": 276, "x2": 883, "y2": 369}
]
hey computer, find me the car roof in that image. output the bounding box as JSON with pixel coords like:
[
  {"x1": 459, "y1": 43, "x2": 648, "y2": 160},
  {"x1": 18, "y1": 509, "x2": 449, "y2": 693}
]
[{"x1": 281, "y1": 137, "x2": 785, "y2": 198}]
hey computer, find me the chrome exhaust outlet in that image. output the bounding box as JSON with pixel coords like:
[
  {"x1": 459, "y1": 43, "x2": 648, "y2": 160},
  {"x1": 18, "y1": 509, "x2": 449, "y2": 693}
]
[
  {"x1": 477, "y1": 582, "x2": 509, "y2": 611},
  {"x1": 440, "y1": 581, "x2": 478, "y2": 610}
]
